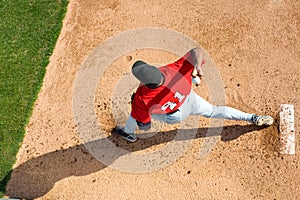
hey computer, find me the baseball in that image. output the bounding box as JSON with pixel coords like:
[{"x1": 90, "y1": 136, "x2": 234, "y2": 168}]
[{"x1": 192, "y1": 76, "x2": 201, "y2": 86}]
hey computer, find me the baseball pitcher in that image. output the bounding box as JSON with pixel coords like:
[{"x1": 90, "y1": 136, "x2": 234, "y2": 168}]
[{"x1": 114, "y1": 47, "x2": 274, "y2": 142}]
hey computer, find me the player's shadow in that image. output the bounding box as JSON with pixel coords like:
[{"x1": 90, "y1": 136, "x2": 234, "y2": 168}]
[{"x1": 2, "y1": 124, "x2": 265, "y2": 199}]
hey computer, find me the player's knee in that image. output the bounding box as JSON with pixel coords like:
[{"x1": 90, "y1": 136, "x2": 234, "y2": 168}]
[{"x1": 202, "y1": 105, "x2": 218, "y2": 118}]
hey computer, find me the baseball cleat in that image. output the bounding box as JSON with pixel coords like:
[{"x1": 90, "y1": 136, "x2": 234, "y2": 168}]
[
  {"x1": 113, "y1": 127, "x2": 137, "y2": 142},
  {"x1": 253, "y1": 115, "x2": 274, "y2": 126}
]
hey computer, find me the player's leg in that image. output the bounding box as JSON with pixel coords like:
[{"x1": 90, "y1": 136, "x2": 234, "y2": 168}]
[
  {"x1": 114, "y1": 115, "x2": 137, "y2": 142},
  {"x1": 188, "y1": 90, "x2": 273, "y2": 125},
  {"x1": 152, "y1": 90, "x2": 250, "y2": 123}
]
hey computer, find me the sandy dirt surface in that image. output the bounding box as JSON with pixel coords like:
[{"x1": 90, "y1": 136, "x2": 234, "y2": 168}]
[{"x1": 5, "y1": 0, "x2": 300, "y2": 199}]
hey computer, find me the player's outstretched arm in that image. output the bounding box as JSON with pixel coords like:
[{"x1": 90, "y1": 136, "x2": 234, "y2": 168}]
[{"x1": 190, "y1": 47, "x2": 205, "y2": 77}]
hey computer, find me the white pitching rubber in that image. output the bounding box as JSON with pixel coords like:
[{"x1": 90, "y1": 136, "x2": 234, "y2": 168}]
[{"x1": 279, "y1": 104, "x2": 295, "y2": 155}]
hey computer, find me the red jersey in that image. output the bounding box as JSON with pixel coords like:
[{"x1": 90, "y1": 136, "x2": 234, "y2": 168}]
[{"x1": 131, "y1": 51, "x2": 195, "y2": 123}]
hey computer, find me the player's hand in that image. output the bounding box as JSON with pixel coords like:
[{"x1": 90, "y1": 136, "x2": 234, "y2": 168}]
[
  {"x1": 192, "y1": 66, "x2": 204, "y2": 78},
  {"x1": 192, "y1": 69, "x2": 202, "y2": 86}
]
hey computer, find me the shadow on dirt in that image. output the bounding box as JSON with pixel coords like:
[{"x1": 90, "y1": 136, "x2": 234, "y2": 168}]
[{"x1": 2, "y1": 124, "x2": 265, "y2": 199}]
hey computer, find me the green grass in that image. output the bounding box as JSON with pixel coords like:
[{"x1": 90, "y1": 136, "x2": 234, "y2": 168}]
[{"x1": 0, "y1": 0, "x2": 68, "y2": 196}]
